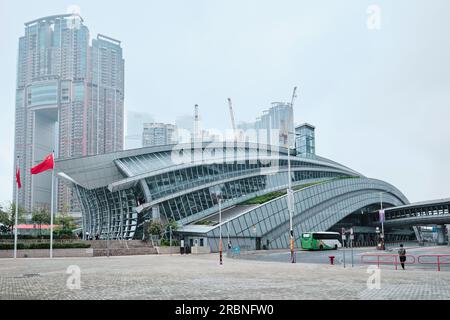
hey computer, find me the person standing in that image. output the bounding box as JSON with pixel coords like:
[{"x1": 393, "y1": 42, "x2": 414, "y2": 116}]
[{"x1": 398, "y1": 244, "x2": 406, "y2": 270}]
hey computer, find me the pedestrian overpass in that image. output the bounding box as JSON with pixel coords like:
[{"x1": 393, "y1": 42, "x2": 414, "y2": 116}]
[{"x1": 383, "y1": 198, "x2": 450, "y2": 244}]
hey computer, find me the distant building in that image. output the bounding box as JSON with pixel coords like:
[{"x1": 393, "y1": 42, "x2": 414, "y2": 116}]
[
  {"x1": 175, "y1": 114, "x2": 194, "y2": 133},
  {"x1": 250, "y1": 102, "x2": 294, "y2": 147},
  {"x1": 201, "y1": 130, "x2": 222, "y2": 143},
  {"x1": 175, "y1": 114, "x2": 194, "y2": 143},
  {"x1": 295, "y1": 123, "x2": 315, "y2": 156},
  {"x1": 125, "y1": 110, "x2": 154, "y2": 149},
  {"x1": 142, "y1": 123, "x2": 177, "y2": 147}
]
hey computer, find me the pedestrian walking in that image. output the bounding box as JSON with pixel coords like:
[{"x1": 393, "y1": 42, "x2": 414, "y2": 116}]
[{"x1": 398, "y1": 244, "x2": 406, "y2": 270}]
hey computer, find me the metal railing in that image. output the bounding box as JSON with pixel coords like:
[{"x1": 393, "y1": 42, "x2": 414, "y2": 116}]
[
  {"x1": 417, "y1": 255, "x2": 450, "y2": 272},
  {"x1": 361, "y1": 254, "x2": 450, "y2": 271},
  {"x1": 360, "y1": 254, "x2": 415, "y2": 270}
]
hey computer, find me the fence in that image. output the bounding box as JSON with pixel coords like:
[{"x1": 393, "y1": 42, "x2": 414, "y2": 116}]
[
  {"x1": 417, "y1": 255, "x2": 450, "y2": 271},
  {"x1": 361, "y1": 254, "x2": 450, "y2": 271},
  {"x1": 360, "y1": 254, "x2": 415, "y2": 270}
]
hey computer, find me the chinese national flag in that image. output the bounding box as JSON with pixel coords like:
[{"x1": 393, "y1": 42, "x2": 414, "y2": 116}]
[
  {"x1": 31, "y1": 153, "x2": 54, "y2": 175},
  {"x1": 16, "y1": 165, "x2": 21, "y2": 189}
]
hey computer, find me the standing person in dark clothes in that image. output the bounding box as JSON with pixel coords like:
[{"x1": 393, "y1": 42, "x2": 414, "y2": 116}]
[{"x1": 398, "y1": 244, "x2": 406, "y2": 270}]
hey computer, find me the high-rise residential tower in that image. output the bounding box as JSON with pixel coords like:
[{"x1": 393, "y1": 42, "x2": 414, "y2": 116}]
[
  {"x1": 250, "y1": 102, "x2": 294, "y2": 147},
  {"x1": 13, "y1": 14, "x2": 124, "y2": 214},
  {"x1": 142, "y1": 123, "x2": 178, "y2": 147},
  {"x1": 125, "y1": 111, "x2": 154, "y2": 149}
]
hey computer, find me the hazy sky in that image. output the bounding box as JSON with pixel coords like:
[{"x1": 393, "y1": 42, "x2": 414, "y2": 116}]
[{"x1": 1, "y1": 0, "x2": 449, "y2": 204}]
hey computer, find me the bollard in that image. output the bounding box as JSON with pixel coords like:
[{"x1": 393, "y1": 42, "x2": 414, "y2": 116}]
[{"x1": 329, "y1": 255, "x2": 335, "y2": 265}]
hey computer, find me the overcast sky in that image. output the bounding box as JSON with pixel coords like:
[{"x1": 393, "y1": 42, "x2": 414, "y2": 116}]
[{"x1": 0, "y1": 0, "x2": 449, "y2": 204}]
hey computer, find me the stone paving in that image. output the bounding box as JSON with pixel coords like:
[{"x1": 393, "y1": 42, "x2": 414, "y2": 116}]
[{"x1": 0, "y1": 254, "x2": 449, "y2": 300}]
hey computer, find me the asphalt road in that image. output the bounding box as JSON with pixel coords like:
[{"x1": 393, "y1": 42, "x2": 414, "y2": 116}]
[{"x1": 234, "y1": 244, "x2": 450, "y2": 270}]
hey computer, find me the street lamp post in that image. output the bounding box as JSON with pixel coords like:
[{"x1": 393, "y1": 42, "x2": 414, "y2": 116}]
[
  {"x1": 286, "y1": 86, "x2": 298, "y2": 264},
  {"x1": 169, "y1": 225, "x2": 172, "y2": 255},
  {"x1": 107, "y1": 210, "x2": 110, "y2": 258},
  {"x1": 219, "y1": 198, "x2": 223, "y2": 265},
  {"x1": 380, "y1": 192, "x2": 385, "y2": 250},
  {"x1": 227, "y1": 221, "x2": 230, "y2": 257}
]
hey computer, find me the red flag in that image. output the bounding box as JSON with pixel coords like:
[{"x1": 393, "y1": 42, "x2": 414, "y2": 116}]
[
  {"x1": 31, "y1": 153, "x2": 54, "y2": 175},
  {"x1": 16, "y1": 165, "x2": 21, "y2": 189}
]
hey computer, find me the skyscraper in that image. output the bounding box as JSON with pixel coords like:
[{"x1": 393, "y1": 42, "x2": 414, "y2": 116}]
[{"x1": 13, "y1": 14, "x2": 124, "y2": 213}]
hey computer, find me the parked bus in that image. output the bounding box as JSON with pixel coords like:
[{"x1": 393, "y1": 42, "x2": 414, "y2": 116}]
[{"x1": 301, "y1": 232, "x2": 342, "y2": 250}]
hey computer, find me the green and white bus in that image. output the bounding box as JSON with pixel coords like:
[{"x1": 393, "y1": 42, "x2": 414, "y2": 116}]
[{"x1": 301, "y1": 232, "x2": 342, "y2": 250}]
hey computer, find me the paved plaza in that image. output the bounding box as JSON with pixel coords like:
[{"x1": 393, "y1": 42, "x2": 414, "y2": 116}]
[{"x1": 1, "y1": 251, "x2": 450, "y2": 300}]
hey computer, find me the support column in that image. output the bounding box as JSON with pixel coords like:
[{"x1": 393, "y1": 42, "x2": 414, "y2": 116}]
[{"x1": 436, "y1": 225, "x2": 446, "y2": 245}]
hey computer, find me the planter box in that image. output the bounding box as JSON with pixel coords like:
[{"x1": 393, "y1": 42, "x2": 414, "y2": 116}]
[{"x1": 0, "y1": 248, "x2": 94, "y2": 258}]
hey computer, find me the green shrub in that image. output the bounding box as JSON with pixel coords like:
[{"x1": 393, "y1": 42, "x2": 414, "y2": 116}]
[
  {"x1": 0, "y1": 242, "x2": 91, "y2": 250},
  {"x1": 0, "y1": 234, "x2": 77, "y2": 240},
  {"x1": 160, "y1": 239, "x2": 179, "y2": 247}
]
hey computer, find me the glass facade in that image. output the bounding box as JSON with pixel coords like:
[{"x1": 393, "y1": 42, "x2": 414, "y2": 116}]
[
  {"x1": 295, "y1": 124, "x2": 315, "y2": 156},
  {"x1": 206, "y1": 177, "x2": 409, "y2": 252},
  {"x1": 28, "y1": 82, "x2": 58, "y2": 107},
  {"x1": 58, "y1": 143, "x2": 407, "y2": 244}
]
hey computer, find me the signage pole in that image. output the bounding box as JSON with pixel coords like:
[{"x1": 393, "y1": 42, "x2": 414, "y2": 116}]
[
  {"x1": 14, "y1": 161, "x2": 19, "y2": 259},
  {"x1": 169, "y1": 226, "x2": 172, "y2": 255},
  {"x1": 341, "y1": 228, "x2": 346, "y2": 268},
  {"x1": 50, "y1": 161, "x2": 54, "y2": 259},
  {"x1": 350, "y1": 228, "x2": 354, "y2": 267},
  {"x1": 219, "y1": 199, "x2": 223, "y2": 265}
]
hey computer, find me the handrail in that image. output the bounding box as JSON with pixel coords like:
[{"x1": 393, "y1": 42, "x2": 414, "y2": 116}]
[
  {"x1": 417, "y1": 255, "x2": 450, "y2": 271},
  {"x1": 360, "y1": 254, "x2": 415, "y2": 270}
]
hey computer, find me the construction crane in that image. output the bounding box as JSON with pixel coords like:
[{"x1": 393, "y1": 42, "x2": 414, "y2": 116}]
[
  {"x1": 227, "y1": 98, "x2": 237, "y2": 140},
  {"x1": 290, "y1": 86, "x2": 298, "y2": 108},
  {"x1": 194, "y1": 104, "x2": 199, "y2": 141}
]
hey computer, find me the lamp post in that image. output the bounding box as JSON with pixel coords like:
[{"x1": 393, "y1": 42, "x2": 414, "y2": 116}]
[
  {"x1": 375, "y1": 226, "x2": 380, "y2": 250},
  {"x1": 287, "y1": 146, "x2": 295, "y2": 263},
  {"x1": 379, "y1": 192, "x2": 385, "y2": 250},
  {"x1": 286, "y1": 86, "x2": 298, "y2": 264},
  {"x1": 219, "y1": 198, "x2": 223, "y2": 265},
  {"x1": 227, "y1": 221, "x2": 230, "y2": 257},
  {"x1": 169, "y1": 225, "x2": 172, "y2": 255}
]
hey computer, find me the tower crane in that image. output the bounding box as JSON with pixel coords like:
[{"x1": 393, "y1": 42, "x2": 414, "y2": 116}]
[
  {"x1": 227, "y1": 98, "x2": 237, "y2": 140},
  {"x1": 194, "y1": 104, "x2": 199, "y2": 141}
]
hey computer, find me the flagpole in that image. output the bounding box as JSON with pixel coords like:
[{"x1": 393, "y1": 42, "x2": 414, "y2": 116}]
[
  {"x1": 14, "y1": 160, "x2": 19, "y2": 259},
  {"x1": 50, "y1": 152, "x2": 55, "y2": 259}
]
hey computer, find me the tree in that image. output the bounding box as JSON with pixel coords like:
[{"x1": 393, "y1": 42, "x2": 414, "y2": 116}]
[
  {"x1": 164, "y1": 219, "x2": 178, "y2": 239},
  {"x1": 54, "y1": 206, "x2": 76, "y2": 238},
  {"x1": 0, "y1": 203, "x2": 26, "y2": 235},
  {"x1": 31, "y1": 208, "x2": 51, "y2": 236},
  {"x1": 147, "y1": 220, "x2": 164, "y2": 237}
]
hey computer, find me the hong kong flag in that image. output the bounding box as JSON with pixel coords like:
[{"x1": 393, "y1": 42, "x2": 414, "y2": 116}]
[
  {"x1": 31, "y1": 153, "x2": 54, "y2": 175},
  {"x1": 16, "y1": 165, "x2": 21, "y2": 189}
]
